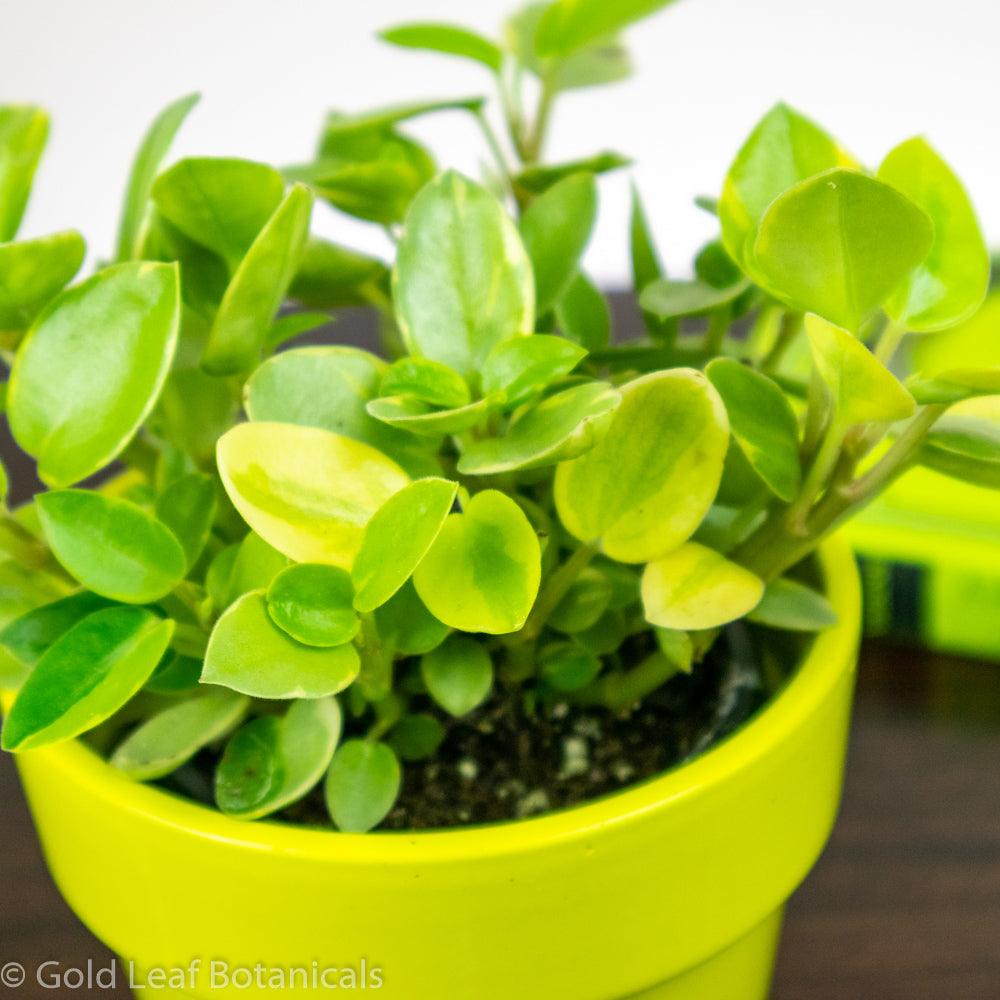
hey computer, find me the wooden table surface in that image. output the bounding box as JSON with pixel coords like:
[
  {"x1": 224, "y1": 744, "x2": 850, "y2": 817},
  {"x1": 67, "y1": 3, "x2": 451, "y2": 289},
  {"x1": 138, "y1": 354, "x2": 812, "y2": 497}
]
[{"x1": 1, "y1": 639, "x2": 998, "y2": 999}]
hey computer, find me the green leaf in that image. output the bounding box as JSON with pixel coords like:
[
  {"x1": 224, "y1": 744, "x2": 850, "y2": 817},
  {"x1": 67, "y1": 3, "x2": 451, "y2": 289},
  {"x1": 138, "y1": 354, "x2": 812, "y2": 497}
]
[
  {"x1": 145, "y1": 652, "x2": 202, "y2": 694},
  {"x1": 0, "y1": 591, "x2": 113, "y2": 677},
  {"x1": 318, "y1": 98, "x2": 486, "y2": 143},
  {"x1": 110, "y1": 688, "x2": 248, "y2": 781},
  {"x1": 216, "y1": 422, "x2": 410, "y2": 568},
  {"x1": 394, "y1": 171, "x2": 534, "y2": 379},
  {"x1": 37, "y1": 491, "x2": 187, "y2": 604},
  {"x1": 519, "y1": 173, "x2": 597, "y2": 313},
  {"x1": 695, "y1": 241, "x2": 744, "y2": 290},
  {"x1": 216, "y1": 697, "x2": 342, "y2": 820},
  {"x1": 747, "y1": 578, "x2": 837, "y2": 631},
  {"x1": 548, "y1": 568, "x2": 612, "y2": 633},
  {"x1": 244, "y1": 347, "x2": 437, "y2": 479},
  {"x1": 211, "y1": 531, "x2": 290, "y2": 612},
  {"x1": 157, "y1": 367, "x2": 239, "y2": 465},
  {"x1": 325, "y1": 739, "x2": 401, "y2": 832},
  {"x1": 201, "y1": 183, "x2": 313, "y2": 374},
  {"x1": 374, "y1": 580, "x2": 449, "y2": 655},
  {"x1": 115, "y1": 93, "x2": 200, "y2": 263},
  {"x1": 458, "y1": 382, "x2": 620, "y2": 475},
  {"x1": 413, "y1": 490, "x2": 541, "y2": 634},
  {"x1": 879, "y1": 137, "x2": 989, "y2": 333},
  {"x1": 630, "y1": 182, "x2": 664, "y2": 293},
  {"x1": 706, "y1": 358, "x2": 801, "y2": 501},
  {"x1": 352, "y1": 478, "x2": 458, "y2": 613},
  {"x1": 1, "y1": 606, "x2": 174, "y2": 751},
  {"x1": 264, "y1": 310, "x2": 331, "y2": 352},
  {"x1": 539, "y1": 643, "x2": 602, "y2": 692},
  {"x1": 551, "y1": 37, "x2": 633, "y2": 91},
  {"x1": 289, "y1": 237, "x2": 387, "y2": 309},
  {"x1": 9, "y1": 262, "x2": 180, "y2": 486},
  {"x1": 556, "y1": 272, "x2": 610, "y2": 349},
  {"x1": 0, "y1": 231, "x2": 85, "y2": 330},
  {"x1": 0, "y1": 105, "x2": 48, "y2": 242},
  {"x1": 641, "y1": 542, "x2": 764, "y2": 630},
  {"x1": 202, "y1": 590, "x2": 360, "y2": 698},
  {"x1": 266, "y1": 563, "x2": 359, "y2": 647},
  {"x1": 288, "y1": 152, "x2": 434, "y2": 227},
  {"x1": 720, "y1": 103, "x2": 856, "y2": 269},
  {"x1": 917, "y1": 416, "x2": 1000, "y2": 489},
  {"x1": 366, "y1": 395, "x2": 495, "y2": 437},
  {"x1": 907, "y1": 368, "x2": 1000, "y2": 406},
  {"x1": 752, "y1": 169, "x2": 934, "y2": 331},
  {"x1": 514, "y1": 152, "x2": 630, "y2": 195},
  {"x1": 639, "y1": 277, "x2": 749, "y2": 321},
  {"x1": 388, "y1": 712, "x2": 446, "y2": 762},
  {"x1": 805, "y1": 314, "x2": 916, "y2": 426},
  {"x1": 379, "y1": 357, "x2": 470, "y2": 409},
  {"x1": 480, "y1": 335, "x2": 587, "y2": 409},
  {"x1": 421, "y1": 634, "x2": 493, "y2": 716},
  {"x1": 154, "y1": 473, "x2": 217, "y2": 569},
  {"x1": 555, "y1": 370, "x2": 729, "y2": 562},
  {"x1": 151, "y1": 158, "x2": 285, "y2": 269},
  {"x1": 380, "y1": 22, "x2": 503, "y2": 71},
  {"x1": 535, "y1": 0, "x2": 678, "y2": 57}
]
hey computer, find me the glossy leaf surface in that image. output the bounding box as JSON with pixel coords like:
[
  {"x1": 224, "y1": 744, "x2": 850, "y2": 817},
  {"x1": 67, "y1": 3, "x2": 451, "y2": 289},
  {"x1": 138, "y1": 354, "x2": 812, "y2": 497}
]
[
  {"x1": 753, "y1": 169, "x2": 934, "y2": 331},
  {"x1": 266, "y1": 563, "x2": 359, "y2": 647},
  {"x1": 413, "y1": 490, "x2": 541, "y2": 634},
  {"x1": 216, "y1": 697, "x2": 342, "y2": 820},
  {"x1": 202, "y1": 590, "x2": 360, "y2": 698},
  {"x1": 1, "y1": 606, "x2": 173, "y2": 751},
  {"x1": 352, "y1": 478, "x2": 458, "y2": 613},
  {"x1": 111, "y1": 688, "x2": 248, "y2": 780},
  {"x1": 555, "y1": 370, "x2": 729, "y2": 562},
  {"x1": 393, "y1": 171, "x2": 534, "y2": 379},
  {"x1": 9, "y1": 262, "x2": 180, "y2": 486},
  {"x1": 37, "y1": 490, "x2": 187, "y2": 603},
  {"x1": 325, "y1": 739, "x2": 401, "y2": 832},
  {"x1": 421, "y1": 634, "x2": 493, "y2": 716},
  {"x1": 879, "y1": 137, "x2": 989, "y2": 332},
  {"x1": 706, "y1": 358, "x2": 801, "y2": 501},
  {"x1": 217, "y1": 422, "x2": 410, "y2": 568},
  {"x1": 0, "y1": 231, "x2": 85, "y2": 330},
  {"x1": 641, "y1": 542, "x2": 764, "y2": 630}
]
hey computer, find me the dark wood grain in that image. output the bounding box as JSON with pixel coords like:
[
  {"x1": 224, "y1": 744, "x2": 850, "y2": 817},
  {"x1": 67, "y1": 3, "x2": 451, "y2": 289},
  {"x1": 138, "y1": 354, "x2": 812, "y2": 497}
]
[{"x1": 2, "y1": 641, "x2": 998, "y2": 998}]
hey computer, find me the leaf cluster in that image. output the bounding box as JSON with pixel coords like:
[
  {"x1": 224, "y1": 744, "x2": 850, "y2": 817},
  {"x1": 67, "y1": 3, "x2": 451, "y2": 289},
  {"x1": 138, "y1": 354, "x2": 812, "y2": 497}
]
[{"x1": 0, "y1": 1, "x2": 994, "y2": 831}]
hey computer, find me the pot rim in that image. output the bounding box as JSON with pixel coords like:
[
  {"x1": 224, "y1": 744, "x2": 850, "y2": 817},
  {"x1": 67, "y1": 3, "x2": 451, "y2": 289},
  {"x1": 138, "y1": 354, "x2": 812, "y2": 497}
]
[{"x1": 5, "y1": 537, "x2": 860, "y2": 864}]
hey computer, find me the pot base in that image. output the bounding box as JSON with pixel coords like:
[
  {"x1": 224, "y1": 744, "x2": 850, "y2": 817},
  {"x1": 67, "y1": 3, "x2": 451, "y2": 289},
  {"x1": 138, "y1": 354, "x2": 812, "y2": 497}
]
[{"x1": 630, "y1": 908, "x2": 781, "y2": 999}]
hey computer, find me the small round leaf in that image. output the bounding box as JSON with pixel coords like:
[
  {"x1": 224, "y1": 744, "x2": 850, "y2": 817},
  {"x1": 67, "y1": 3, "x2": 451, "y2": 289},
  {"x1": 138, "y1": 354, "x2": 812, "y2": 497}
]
[
  {"x1": 324, "y1": 739, "x2": 401, "y2": 832},
  {"x1": 266, "y1": 563, "x2": 359, "y2": 647},
  {"x1": 421, "y1": 635, "x2": 493, "y2": 716}
]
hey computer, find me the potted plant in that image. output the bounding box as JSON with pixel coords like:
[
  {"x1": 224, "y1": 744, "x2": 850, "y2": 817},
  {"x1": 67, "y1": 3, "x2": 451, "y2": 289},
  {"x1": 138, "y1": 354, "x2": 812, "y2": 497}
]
[{"x1": 0, "y1": 1, "x2": 994, "y2": 997}]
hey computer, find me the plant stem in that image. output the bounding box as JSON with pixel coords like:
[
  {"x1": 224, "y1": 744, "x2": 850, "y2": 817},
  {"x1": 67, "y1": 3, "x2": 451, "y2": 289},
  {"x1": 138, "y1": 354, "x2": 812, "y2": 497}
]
[
  {"x1": 515, "y1": 542, "x2": 598, "y2": 644},
  {"x1": 760, "y1": 311, "x2": 803, "y2": 374},
  {"x1": 785, "y1": 420, "x2": 844, "y2": 532},
  {"x1": 704, "y1": 306, "x2": 730, "y2": 355},
  {"x1": 474, "y1": 108, "x2": 515, "y2": 197},
  {"x1": 874, "y1": 319, "x2": 908, "y2": 366},
  {"x1": 522, "y1": 76, "x2": 555, "y2": 163},
  {"x1": 356, "y1": 613, "x2": 394, "y2": 701},
  {"x1": 574, "y1": 652, "x2": 679, "y2": 710}
]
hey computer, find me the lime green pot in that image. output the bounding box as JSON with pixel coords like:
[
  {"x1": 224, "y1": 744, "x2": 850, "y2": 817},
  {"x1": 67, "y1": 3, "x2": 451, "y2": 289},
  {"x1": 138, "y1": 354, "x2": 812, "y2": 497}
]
[{"x1": 7, "y1": 539, "x2": 859, "y2": 1000}]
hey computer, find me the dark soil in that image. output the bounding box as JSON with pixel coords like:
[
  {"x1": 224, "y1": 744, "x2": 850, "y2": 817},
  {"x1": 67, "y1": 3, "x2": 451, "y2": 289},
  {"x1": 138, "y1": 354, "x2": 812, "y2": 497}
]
[
  {"x1": 292, "y1": 623, "x2": 792, "y2": 830},
  {"x1": 156, "y1": 624, "x2": 801, "y2": 831}
]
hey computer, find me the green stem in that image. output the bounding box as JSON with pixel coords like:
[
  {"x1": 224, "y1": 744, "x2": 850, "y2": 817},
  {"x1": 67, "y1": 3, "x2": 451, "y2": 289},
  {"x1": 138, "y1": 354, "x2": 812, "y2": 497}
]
[
  {"x1": 522, "y1": 76, "x2": 555, "y2": 163},
  {"x1": 574, "y1": 652, "x2": 679, "y2": 711},
  {"x1": 515, "y1": 542, "x2": 598, "y2": 644},
  {"x1": 785, "y1": 420, "x2": 845, "y2": 532},
  {"x1": 704, "y1": 307, "x2": 730, "y2": 355},
  {"x1": 760, "y1": 311, "x2": 803, "y2": 374},
  {"x1": 474, "y1": 109, "x2": 514, "y2": 195},
  {"x1": 356, "y1": 613, "x2": 394, "y2": 702},
  {"x1": 874, "y1": 319, "x2": 908, "y2": 366}
]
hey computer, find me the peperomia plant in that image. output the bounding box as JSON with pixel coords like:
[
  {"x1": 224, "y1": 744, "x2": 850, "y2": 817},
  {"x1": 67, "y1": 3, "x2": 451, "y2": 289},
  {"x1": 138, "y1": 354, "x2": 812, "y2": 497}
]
[{"x1": 0, "y1": 0, "x2": 995, "y2": 831}]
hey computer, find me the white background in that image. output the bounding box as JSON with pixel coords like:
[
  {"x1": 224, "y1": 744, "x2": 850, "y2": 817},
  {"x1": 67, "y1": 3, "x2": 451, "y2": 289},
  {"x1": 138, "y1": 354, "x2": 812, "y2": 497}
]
[{"x1": 2, "y1": 0, "x2": 997, "y2": 284}]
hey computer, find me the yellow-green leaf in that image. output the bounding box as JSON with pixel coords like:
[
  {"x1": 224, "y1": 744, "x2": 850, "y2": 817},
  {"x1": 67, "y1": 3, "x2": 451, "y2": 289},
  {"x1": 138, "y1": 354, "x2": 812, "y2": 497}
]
[
  {"x1": 805, "y1": 314, "x2": 916, "y2": 426},
  {"x1": 202, "y1": 590, "x2": 360, "y2": 698},
  {"x1": 554, "y1": 369, "x2": 729, "y2": 562},
  {"x1": 879, "y1": 137, "x2": 989, "y2": 333},
  {"x1": 216, "y1": 422, "x2": 410, "y2": 568},
  {"x1": 641, "y1": 542, "x2": 764, "y2": 630},
  {"x1": 413, "y1": 490, "x2": 541, "y2": 634}
]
